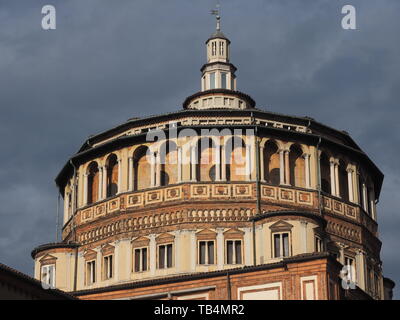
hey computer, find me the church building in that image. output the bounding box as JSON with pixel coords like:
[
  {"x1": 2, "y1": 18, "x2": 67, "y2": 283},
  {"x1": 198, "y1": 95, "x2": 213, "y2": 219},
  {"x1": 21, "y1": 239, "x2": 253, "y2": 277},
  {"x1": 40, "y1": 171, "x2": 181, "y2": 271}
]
[{"x1": 31, "y1": 13, "x2": 394, "y2": 300}]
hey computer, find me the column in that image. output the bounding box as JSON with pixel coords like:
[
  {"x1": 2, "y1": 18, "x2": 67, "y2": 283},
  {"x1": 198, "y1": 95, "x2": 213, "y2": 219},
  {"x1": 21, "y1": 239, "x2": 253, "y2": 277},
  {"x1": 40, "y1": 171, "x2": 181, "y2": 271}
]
[
  {"x1": 155, "y1": 152, "x2": 161, "y2": 187},
  {"x1": 215, "y1": 144, "x2": 221, "y2": 181},
  {"x1": 117, "y1": 158, "x2": 122, "y2": 194},
  {"x1": 191, "y1": 146, "x2": 197, "y2": 182},
  {"x1": 339, "y1": 244, "x2": 345, "y2": 265},
  {"x1": 256, "y1": 225, "x2": 264, "y2": 263},
  {"x1": 102, "y1": 165, "x2": 108, "y2": 199},
  {"x1": 284, "y1": 150, "x2": 290, "y2": 185},
  {"x1": 150, "y1": 152, "x2": 156, "y2": 187},
  {"x1": 356, "y1": 250, "x2": 366, "y2": 290},
  {"x1": 114, "y1": 240, "x2": 120, "y2": 282},
  {"x1": 334, "y1": 161, "x2": 340, "y2": 197},
  {"x1": 216, "y1": 228, "x2": 224, "y2": 269},
  {"x1": 63, "y1": 191, "x2": 69, "y2": 223},
  {"x1": 128, "y1": 157, "x2": 134, "y2": 191},
  {"x1": 330, "y1": 160, "x2": 336, "y2": 196},
  {"x1": 354, "y1": 170, "x2": 361, "y2": 205},
  {"x1": 279, "y1": 149, "x2": 285, "y2": 185},
  {"x1": 83, "y1": 173, "x2": 88, "y2": 205},
  {"x1": 149, "y1": 234, "x2": 156, "y2": 276},
  {"x1": 221, "y1": 145, "x2": 226, "y2": 181},
  {"x1": 304, "y1": 154, "x2": 311, "y2": 188},
  {"x1": 300, "y1": 221, "x2": 308, "y2": 253},
  {"x1": 246, "y1": 145, "x2": 251, "y2": 180},
  {"x1": 190, "y1": 230, "x2": 196, "y2": 272},
  {"x1": 347, "y1": 168, "x2": 354, "y2": 203},
  {"x1": 243, "y1": 227, "x2": 252, "y2": 266},
  {"x1": 362, "y1": 183, "x2": 368, "y2": 212},
  {"x1": 98, "y1": 167, "x2": 103, "y2": 200},
  {"x1": 259, "y1": 146, "x2": 265, "y2": 182},
  {"x1": 369, "y1": 189, "x2": 376, "y2": 220},
  {"x1": 177, "y1": 147, "x2": 182, "y2": 183},
  {"x1": 174, "y1": 231, "x2": 180, "y2": 272}
]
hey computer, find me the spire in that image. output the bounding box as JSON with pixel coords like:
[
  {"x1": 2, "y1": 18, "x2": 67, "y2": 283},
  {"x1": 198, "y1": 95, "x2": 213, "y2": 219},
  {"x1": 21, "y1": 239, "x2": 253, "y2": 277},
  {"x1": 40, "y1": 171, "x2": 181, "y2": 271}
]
[
  {"x1": 182, "y1": 5, "x2": 256, "y2": 110},
  {"x1": 210, "y1": 3, "x2": 221, "y2": 31}
]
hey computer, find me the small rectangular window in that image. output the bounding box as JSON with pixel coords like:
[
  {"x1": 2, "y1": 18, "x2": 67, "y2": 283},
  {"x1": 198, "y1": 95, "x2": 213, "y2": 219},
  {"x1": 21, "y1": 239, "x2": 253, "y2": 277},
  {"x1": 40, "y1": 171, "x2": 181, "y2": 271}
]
[
  {"x1": 41, "y1": 265, "x2": 55, "y2": 288},
  {"x1": 103, "y1": 255, "x2": 113, "y2": 280},
  {"x1": 221, "y1": 72, "x2": 227, "y2": 89},
  {"x1": 226, "y1": 240, "x2": 242, "y2": 264},
  {"x1": 273, "y1": 233, "x2": 290, "y2": 258},
  {"x1": 134, "y1": 247, "x2": 148, "y2": 272},
  {"x1": 158, "y1": 244, "x2": 173, "y2": 269},
  {"x1": 344, "y1": 256, "x2": 356, "y2": 282},
  {"x1": 210, "y1": 73, "x2": 216, "y2": 89},
  {"x1": 198, "y1": 241, "x2": 215, "y2": 265},
  {"x1": 315, "y1": 236, "x2": 323, "y2": 252},
  {"x1": 86, "y1": 260, "x2": 96, "y2": 285}
]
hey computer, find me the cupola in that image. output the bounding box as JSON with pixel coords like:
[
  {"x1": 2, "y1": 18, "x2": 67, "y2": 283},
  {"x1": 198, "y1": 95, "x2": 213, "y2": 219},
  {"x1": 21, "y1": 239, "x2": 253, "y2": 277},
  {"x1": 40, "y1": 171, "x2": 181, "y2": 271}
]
[{"x1": 183, "y1": 8, "x2": 255, "y2": 110}]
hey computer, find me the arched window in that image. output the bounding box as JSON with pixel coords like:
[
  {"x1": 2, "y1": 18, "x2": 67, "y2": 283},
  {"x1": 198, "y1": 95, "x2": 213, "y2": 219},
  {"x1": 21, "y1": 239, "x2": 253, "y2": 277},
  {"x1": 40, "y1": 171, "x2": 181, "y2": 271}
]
[
  {"x1": 106, "y1": 154, "x2": 118, "y2": 198},
  {"x1": 225, "y1": 137, "x2": 246, "y2": 182},
  {"x1": 197, "y1": 138, "x2": 217, "y2": 182},
  {"x1": 320, "y1": 152, "x2": 331, "y2": 194},
  {"x1": 339, "y1": 160, "x2": 349, "y2": 202},
  {"x1": 133, "y1": 146, "x2": 151, "y2": 191},
  {"x1": 289, "y1": 144, "x2": 305, "y2": 188},
  {"x1": 159, "y1": 141, "x2": 178, "y2": 186},
  {"x1": 87, "y1": 162, "x2": 99, "y2": 205},
  {"x1": 264, "y1": 140, "x2": 280, "y2": 185}
]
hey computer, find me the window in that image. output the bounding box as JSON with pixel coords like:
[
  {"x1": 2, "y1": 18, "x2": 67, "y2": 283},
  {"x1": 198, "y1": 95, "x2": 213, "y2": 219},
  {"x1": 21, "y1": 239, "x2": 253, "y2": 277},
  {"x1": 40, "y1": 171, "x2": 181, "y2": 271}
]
[
  {"x1": 219, "y1": 41, "x2": 224, "y2": 55},
  {"x1": 226, "y1": 240, "x2": 242, "y2": 264},
  {"x1": 273, "y1": 233, "x2": 290, "y2": 258},
  {"x1": 344, "y1": 256, "x2": 356, "y2": 282},
  {"x1": 103, "y1": 255, "x2": 113, "y2": 280},
  {"x1": 134, "y1": 247, "x2": 148, "y2": 272},
  {"x1": 210, "y1": 72, "x2": 216, "y2": 89},
  {"x1": 67, "y1": 192, "x2": 72, "y2": 218},
  {"x1": 221, "y1": 72, "x2": 227, "y2": 89},
  {"x1": 198, "y1": 241, "x2": 215, "y2": 265},
  {"x1": 211, "y1": 41, "x2": 217, "y2": 55},
  {"x1": 158, "y1": 244, "x2": 173, "y2": 269},
  {"x1": 315, "y1": 236, "x2": 324, "y2": 252},
  {"x1": 41, "y1": 265, "x2": 55, "y2": 288},
  {"x1": 86, "y1": 260, "x2": 96, "y2": 285}
]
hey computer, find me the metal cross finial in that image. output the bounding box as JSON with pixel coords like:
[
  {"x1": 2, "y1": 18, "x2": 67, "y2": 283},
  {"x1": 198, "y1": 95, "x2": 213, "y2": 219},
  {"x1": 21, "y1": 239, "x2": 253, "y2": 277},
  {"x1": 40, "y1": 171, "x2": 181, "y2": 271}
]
[{"x1": 210, "y1": 3, "x2": 221, "y2": 31}]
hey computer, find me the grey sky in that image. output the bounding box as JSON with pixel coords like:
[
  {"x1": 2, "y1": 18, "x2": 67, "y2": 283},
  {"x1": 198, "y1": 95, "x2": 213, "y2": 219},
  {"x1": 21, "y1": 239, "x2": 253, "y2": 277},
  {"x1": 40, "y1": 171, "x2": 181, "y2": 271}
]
[{"x1": 0, "y1": 0, "x2": 398, "y2": 297}]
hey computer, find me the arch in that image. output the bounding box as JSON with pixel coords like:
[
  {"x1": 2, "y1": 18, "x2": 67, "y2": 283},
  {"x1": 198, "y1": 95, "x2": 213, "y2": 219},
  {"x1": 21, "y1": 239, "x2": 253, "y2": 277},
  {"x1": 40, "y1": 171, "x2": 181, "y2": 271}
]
[
  {"x1": 159, "y1": 141, "x2": 178, "y2": 186},
  {"x1": 225, "y1": 136, "x2": 246, "y2": 182},
  {"x1": 87, "y1": 161, "x2": 99, "y2": 205},
  {"x1": 263, "y1": 140, "x2": 280, "y2": 185},
  {"x1": 106, "y1": 154, "x2": 119, "y2": 197},
  {"x1": 338, "y1": 159, "x2": 349, "y2": 202},
  {"x1": 133, "y1": 146, "x2": 151, "y2": 190},
  {"x1": 289, "y1": 144, "x2": 305, "y2": 188},
  {"x1": 196, "y1": 137, "x2": 217, "y2": 182},
  {"x1": 320, "y1": 152, "x2": 331, "y2": 194}
]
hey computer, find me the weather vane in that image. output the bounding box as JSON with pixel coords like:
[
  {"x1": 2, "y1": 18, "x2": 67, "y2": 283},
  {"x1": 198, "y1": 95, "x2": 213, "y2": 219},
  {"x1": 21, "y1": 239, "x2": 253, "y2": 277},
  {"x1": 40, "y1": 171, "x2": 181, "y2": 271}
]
[{"x1": 210, "y1": 2, "x2": 221, "y2": 31}]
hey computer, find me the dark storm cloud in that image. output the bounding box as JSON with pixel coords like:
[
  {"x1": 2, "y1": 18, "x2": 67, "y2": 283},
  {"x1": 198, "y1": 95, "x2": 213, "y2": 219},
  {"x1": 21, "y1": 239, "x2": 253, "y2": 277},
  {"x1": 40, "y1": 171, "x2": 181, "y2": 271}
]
[{"x1": 0, "y1": 0, "x2": 399, "y2": 297}]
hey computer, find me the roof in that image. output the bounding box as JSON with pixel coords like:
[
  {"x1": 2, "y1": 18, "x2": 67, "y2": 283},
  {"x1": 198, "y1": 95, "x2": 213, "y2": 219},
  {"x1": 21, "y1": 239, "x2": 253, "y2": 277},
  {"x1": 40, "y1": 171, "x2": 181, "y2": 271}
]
[
  {"x1": 31, "y1": 242, "x2": 79, "y2": 259},
  {"x1": 207, "y1": 30, "x2": 230, "y2": 43},
  {"x1": 0, "y1": 262, "x2": 77, "y2": 300}
]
